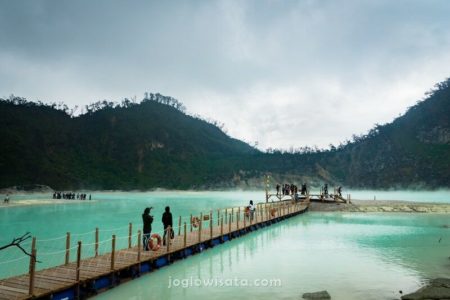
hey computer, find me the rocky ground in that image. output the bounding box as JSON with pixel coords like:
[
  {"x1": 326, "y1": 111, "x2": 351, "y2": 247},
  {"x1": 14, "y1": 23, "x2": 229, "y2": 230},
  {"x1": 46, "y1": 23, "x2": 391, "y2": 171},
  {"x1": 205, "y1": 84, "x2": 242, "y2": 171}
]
[
  {"x1": 401, "y1": 278, "x2": 450, "y2": 299},
  {"x1": 0, "y1": 199, "x2": 95, "y2": 208},
  {"x1": 308, "y1": 199, "x2": 450, "y2": 213}
]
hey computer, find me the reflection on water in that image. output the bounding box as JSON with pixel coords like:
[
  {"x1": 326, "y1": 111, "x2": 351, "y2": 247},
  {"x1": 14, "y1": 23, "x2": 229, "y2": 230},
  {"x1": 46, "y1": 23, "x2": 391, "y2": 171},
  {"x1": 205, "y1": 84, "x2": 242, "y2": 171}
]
[
  {"x1": 93, "y1": 212, "x2": 450, "y2": 300},
  {"x1": 0, "y1": 191, "x2": 449, "y2": 299}
]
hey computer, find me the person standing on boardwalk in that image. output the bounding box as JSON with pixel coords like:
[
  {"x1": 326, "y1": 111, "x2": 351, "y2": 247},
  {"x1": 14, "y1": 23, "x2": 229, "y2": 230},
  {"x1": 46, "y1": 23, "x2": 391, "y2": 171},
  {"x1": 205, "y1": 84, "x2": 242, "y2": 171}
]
[
  {"x1": 162, "y1": 206, "x2": 173, "y2": 246},
  {"x1": 276, "y1": 184, "x2": 280, "y2": 196},
  {"x1": 142, "y1": 207, "x2": 153, "y2": 251},
  {"x1": 302, "y1": 183, "x2": 308, "y2": 195},
  {"x1": 337, "y1": 186, "x2": 342, "y2": 197},
  {"x1": 248, "y1": 200, "x2": 255, "y2": 221}
]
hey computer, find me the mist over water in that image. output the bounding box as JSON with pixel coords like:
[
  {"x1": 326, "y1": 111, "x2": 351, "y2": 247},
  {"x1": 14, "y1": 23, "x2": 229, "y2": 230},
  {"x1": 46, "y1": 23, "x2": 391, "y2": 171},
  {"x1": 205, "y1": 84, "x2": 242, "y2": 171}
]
[
  {"x1": 347, "y1": 189, "x2": 450, "y2": 202},
  {"x1": 1, "y1": 191, "x2": 449, "y2": 299}
]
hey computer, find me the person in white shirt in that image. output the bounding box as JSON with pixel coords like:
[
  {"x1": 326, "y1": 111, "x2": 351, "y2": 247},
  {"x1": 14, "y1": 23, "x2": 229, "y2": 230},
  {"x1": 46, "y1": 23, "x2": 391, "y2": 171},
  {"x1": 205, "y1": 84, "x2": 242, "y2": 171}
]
[{"x1": 248, "y1": 200, "x2": 255, "y2": 221}]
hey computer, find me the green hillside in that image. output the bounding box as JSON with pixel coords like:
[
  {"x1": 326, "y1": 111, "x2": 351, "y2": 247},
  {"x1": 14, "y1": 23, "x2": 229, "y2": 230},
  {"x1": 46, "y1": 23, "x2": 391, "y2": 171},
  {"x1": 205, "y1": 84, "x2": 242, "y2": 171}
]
[
  {"x1": 0, "y1": 95, "x2": 256, "y2": 190},
  {"x1": 332, "y1": 78, "x2": 450, "y2": 188},
  {"x1": 1, "y1": 79, "x2": 449, "y2": 190},
  {"x1": 250, "y1": 78, "x2": 450, "y2": 189}
]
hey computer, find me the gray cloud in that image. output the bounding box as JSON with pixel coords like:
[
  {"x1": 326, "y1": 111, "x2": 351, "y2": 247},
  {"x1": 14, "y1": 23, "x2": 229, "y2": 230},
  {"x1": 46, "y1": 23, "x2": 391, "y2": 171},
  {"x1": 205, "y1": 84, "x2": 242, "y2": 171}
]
[{"x1": 1, "y1": 0, "x2": 450, "y2": 149}]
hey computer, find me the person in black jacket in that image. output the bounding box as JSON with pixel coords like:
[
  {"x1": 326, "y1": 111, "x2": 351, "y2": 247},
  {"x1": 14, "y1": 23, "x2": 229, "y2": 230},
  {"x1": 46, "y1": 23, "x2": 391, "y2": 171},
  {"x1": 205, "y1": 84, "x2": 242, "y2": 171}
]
[
  {"x1": 142, "y1": 207, "x2": 153, "y2": 251},
  {"x1": 162, "y1": 206, "x2": 173, "y2": 246}
]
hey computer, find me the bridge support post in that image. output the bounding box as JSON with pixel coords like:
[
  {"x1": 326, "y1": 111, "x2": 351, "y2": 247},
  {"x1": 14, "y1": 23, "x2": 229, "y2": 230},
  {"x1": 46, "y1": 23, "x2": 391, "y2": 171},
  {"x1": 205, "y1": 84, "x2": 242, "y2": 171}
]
[
  {"x1": 137, "y1": 230, "x2": 141, "y2": 262},
  {"x1": 220, "y1": 217, "x2": 223, "y2": 241},
  {"x1": 111, "y1": 235, "x2": 116, "y2": 270},
  {"x1": 76, "y1": 241, "x2": 81, "y2": 281},
  {"x1": 95, "y1": 228, "x2": 99, "y2": 257},
  {"x1": 128, "y1": 223, "x2": 132, "y2": 248},
  {"x1": 65, "y1": 232, "x2": 70, "y2": 265},
  {"x1": 166, "y1": 226, "x2": 171, "y2": 261},
  {"x1": 183, "y1": 222, "x2": 187, "y2": 248},
  {"x1": 198, "y1": 213, "x2": 203, "y2": 243},
  {"x1": 210, "y1": 212, "x2": 213, "y2": 240},
  {"x1": 28, "y1": 237, "x2": 36, "y2": 296}
]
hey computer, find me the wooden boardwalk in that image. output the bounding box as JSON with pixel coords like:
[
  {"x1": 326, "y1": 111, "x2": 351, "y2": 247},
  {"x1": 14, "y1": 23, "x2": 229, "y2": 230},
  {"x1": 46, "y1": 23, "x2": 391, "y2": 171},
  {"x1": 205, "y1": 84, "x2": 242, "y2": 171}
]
[{"x1": 0, "y1": 201, "x2": 308, "y2": 300}]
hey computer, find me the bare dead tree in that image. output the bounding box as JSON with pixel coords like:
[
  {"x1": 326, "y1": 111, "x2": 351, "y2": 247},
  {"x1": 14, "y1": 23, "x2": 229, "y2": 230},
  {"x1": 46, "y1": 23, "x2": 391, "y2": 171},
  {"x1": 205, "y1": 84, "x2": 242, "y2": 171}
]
[{"x1": 0, "y1": 232, "x2": 39, "y2": 262}]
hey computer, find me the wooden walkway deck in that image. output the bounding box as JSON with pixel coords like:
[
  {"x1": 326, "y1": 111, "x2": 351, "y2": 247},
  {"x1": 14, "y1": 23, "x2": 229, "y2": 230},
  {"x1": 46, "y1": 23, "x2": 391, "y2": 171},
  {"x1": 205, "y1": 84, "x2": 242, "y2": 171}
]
[{"x1": 0, "y1": 201, "x2": 308, "y2": 300}]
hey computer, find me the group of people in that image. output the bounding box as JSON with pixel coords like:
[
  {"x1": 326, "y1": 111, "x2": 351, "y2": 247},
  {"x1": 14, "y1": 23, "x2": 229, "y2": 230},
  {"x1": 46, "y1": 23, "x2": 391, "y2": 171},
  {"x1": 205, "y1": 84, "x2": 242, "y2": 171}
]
[
  {"x1": 142, "y1": 206, "x2": 173, "y2": 251},
  {"x1": 276, "y1": 183, "x2": 308, "y2": 196},
  {"x1": 321, "y1": 184, "x2": 343, "y2": 197},
  {"x1": 53, "y1": 192, "x2": 91, "y2": 200},
  {"x1": 142, "y1": 200, "x2": 258, "y2": 251},
  {"x1": 276, "y1": 183, "x2": 343, "y2": 198},
  {"x1": 277, "y1": 183, "x2": 297, "y2": 195}
]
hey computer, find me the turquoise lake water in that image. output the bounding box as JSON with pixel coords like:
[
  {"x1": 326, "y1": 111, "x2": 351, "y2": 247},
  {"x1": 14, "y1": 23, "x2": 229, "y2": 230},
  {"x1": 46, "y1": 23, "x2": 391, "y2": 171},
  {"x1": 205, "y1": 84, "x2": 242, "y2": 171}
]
[{"x1": 1, "y1": 191, "x2": 450, "y2": 299}]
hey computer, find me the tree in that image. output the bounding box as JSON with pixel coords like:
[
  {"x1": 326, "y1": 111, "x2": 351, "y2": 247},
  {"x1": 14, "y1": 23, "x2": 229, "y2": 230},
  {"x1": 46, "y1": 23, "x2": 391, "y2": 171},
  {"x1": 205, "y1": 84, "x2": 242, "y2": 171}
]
[{"x1": 0, "y1": 232, "x2": 38, "y2": 261}]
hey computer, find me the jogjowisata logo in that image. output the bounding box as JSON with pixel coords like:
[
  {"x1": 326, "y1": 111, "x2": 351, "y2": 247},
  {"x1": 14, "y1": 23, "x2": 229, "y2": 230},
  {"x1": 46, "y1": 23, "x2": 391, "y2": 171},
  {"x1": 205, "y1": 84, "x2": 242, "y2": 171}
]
[{"x1": 167, "y1": 276, "x2": 282, "y2": 288}]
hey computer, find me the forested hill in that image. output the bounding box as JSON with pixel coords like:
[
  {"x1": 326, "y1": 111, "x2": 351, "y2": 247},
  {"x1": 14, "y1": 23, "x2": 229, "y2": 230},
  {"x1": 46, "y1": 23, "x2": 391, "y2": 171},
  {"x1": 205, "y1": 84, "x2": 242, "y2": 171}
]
[
  {"x1": 0, "y1": 94, "x2": 257, "y2": 190},
  {"x1": 330, "y1": 78, "x2": 450, "y2": 188},
  {"x1": 245, "y1": 78, "x2": 450, "y2": 189},
  {"x1": 1, "y1": 78, "x2": 449, "y2": 191}
]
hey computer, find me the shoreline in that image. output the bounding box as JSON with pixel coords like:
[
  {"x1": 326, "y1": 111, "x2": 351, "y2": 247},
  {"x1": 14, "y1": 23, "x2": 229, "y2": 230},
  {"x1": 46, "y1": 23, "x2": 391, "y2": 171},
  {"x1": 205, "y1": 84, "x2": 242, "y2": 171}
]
[
  {"x1": 0, "y1": 199, "x2": 96, "y2": 208},
  {"x1": 2, "y1": 197, "x2": 450, "y2": 214},
  {"x1": 308, "y1": 199, "x2": 450, "y2": 213},
  {"x1": 402, "y1": 278, "x2": 450, "y2": 299},
  {"x1": 2, "y1": 188, "x2": 450, "y2": 194}
]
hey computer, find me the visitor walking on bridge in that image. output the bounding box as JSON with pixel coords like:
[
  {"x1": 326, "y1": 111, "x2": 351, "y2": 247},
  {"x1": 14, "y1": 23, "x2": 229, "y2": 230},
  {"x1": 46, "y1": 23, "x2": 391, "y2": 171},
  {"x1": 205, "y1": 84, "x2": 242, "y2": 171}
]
[
  {"x1": 301, "y1": 183, "x2": 307, "y2": 195},
  {"x1": 248, "y1": 200, "x2": 255, "y2": 221},
  {"x1": 337, "y1": 186, "x2": 342, "y2": 197},
  {"x1": 142, "y1": 207, "x2": 153, "y2": 251},
  {"x1": 162, "y1": 206, "x2": 173, "y2": 246}
]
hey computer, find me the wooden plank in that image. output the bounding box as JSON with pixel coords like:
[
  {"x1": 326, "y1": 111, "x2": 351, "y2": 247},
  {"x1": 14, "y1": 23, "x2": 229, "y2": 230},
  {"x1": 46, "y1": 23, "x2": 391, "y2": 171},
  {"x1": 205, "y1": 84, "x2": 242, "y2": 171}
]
[
  {"x1": 34, "y1": 274, "x2": 74, "y2": 284},
  {"x1": 0, "y1": 287, "x2": 28, "y2": 300},
  {"x1": 0, "y1": 284, "x2": 39, "y2": 300},
  {"x1": 0, "y1": 284, "x2": 28, "y2": 294},
  {"x1": 33, "y1": 274, "x2": 73, "y2": 287},
  {"x1": 4, "y1": 277, "x2": 66, "y2": 295},
  {"x1": 0, "y1": 278, "x2": 45, "y2": 295}
]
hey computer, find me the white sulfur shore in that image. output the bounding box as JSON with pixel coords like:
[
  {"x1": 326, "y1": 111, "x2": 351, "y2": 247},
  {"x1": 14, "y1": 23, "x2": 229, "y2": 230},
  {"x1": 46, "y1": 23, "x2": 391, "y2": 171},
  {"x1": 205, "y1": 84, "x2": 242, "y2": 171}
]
[
  {"x1": 309, "y1": 199, "x2": 450, "y2": 213},
  {"x1": 0, "y1": 199, "x2": 96, "y2": 208}
]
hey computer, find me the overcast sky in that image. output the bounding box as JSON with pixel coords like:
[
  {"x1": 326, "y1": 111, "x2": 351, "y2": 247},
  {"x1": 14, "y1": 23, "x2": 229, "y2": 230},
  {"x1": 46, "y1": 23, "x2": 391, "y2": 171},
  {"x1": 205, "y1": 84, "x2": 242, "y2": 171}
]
[{"x1": 1, "y1": 0, "x2": 450, "y2": 150}]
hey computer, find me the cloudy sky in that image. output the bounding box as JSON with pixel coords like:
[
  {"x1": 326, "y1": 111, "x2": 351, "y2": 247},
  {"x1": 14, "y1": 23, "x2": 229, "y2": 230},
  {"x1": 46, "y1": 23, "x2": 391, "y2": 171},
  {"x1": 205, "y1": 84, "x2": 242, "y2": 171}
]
[{"x1": 1, "y1": 0, "x2": 450, "y2": 150}]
